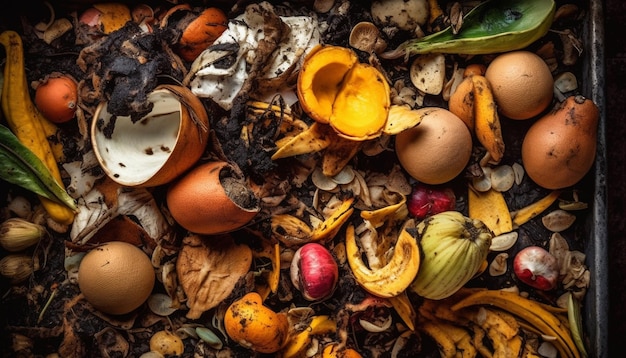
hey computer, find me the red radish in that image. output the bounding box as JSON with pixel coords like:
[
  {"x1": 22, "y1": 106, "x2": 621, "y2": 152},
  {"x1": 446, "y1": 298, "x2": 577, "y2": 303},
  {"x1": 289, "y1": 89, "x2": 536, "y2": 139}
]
[
  {"x1": 407, "y1": 183, "x2": 456, "y2": 219},
  {"x1": 290, "y1": 243, "x2": 338, "y2": 301},
  {"x1": 513, "y1": 246, "x2": 559, "y2": 291}
]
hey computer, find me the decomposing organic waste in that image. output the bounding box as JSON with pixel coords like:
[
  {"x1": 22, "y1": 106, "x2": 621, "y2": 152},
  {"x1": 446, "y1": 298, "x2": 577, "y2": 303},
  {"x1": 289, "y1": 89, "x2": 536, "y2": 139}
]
[{"x1": 0, "y1": 0, "x2": 598, "y2": 357}]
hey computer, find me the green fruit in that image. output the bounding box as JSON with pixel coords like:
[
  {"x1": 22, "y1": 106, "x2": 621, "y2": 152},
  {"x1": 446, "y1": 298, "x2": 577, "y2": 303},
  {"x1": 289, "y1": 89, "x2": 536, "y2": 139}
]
[{"x1": 410, "y1": 211, "x2": 493, "y2": 300}]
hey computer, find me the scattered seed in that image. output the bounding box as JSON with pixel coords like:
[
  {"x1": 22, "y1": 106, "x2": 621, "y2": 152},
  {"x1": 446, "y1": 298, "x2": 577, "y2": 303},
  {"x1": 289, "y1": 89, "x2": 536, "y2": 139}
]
[
  {"x1": 489, "y1": 253, "x2": 509, "y2": 276},
  {"x1": 490, "y1": 165, "x2": 515, "y2": 192},
  {"x1": 542, "y1": 209, "x2": 576, "y2": 232},
  {"x1": 490, "y1": 231, "x2": 518, "y2": 252}
]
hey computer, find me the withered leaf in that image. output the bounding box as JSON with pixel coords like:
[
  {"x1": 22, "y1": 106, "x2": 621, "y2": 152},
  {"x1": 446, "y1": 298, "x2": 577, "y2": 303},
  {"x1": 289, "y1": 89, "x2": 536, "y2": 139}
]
[{"x1": 177, "y1": 234, "x2": 252, "y2": 319}]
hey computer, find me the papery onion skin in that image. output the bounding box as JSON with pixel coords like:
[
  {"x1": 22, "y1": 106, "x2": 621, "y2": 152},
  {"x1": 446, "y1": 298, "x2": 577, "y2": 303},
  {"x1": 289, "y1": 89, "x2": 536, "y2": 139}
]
[
  {"x1": 513, "y1": 246, "x2": 559, "y2": 291},
  {"x1": 290, "y1": 243, "x2": 339, "y2": 301}
]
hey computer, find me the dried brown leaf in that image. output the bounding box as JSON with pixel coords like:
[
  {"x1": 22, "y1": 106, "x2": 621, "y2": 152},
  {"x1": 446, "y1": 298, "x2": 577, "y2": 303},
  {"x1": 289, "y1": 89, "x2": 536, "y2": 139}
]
[{"x1": 177, "y1": 234, "x2": 252, "y2": 319}]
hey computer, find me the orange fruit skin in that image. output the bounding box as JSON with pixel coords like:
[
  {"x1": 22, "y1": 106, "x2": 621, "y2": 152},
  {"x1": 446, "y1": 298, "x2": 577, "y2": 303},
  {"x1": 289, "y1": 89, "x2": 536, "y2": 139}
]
[
  {"x1": 485, "y1": 51, "x2": 554, "y2": 120},
  {"x1": 77, "y1": 241, "x2": 155, "y2": 315},
  {"x1": 224, "y1": 292, "x2": 289, "y2": 353},
  {"x1": 34, "y1": 75, "x2": 78, "y2": 123},
  {"x1": 166, "y1": 161, "x2": 259, "y2": 235},
  {"x1": 177, "y1": 7, "x2": 227, "y2": 62}
]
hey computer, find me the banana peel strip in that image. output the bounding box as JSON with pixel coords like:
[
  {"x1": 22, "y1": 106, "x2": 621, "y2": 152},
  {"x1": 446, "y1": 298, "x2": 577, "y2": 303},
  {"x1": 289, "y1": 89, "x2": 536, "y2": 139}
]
[
  {"x1": 251, "y1": 237, "x2": 281, "y2": 299},
  {"x1": 310, "y1": 197, "x2": 355, "y2": 243},
  {"x1": 510, "y1": 190, "x2": 562, "y2": 228},
  {"x1": 272, "y1": 122, "x2": 333, "y2": 159},
  {"x1": 450, "y1": 289, "x2": 581, "y2": 358},
  {"x1": 360, "y1": 194, "x2": 407, "y2": 228},
  {"x1": 321, "y1": 136, "x2": 362, "y2": 177},
  {"x1": 387, "y1": 291, "x2": 417, "y2": 331},
  {"x1": 280, "y1": 315, "x2": 336, "y2": 358},
  {"x1": 272, "y1": 197, "x2": 354, "y2": 246},
  {"x1": 382, "y1": 105, "x2": 424, "y2": 135},
  {"x1": 471, "y1": 75, "x2": 505, "y2": 163},
  {"x1": 468, "y1": 187, "x2": 512, "y2": 236}
]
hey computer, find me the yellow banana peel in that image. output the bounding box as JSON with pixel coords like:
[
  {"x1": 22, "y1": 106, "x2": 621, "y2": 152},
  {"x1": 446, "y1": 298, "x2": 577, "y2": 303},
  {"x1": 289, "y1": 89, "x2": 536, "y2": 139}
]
[
  {"x1": 468, "y1": 187, "x2": 513, "y2": 236},
  {"x1": 450, "y1": 289, "x2": 581, "y2": 358},
  {"x1": 471, "y1": 75, "x2": 505, "y2": 164},
  {"x1": 510, "y1": 190, "x2": 562, "y2": 228}
]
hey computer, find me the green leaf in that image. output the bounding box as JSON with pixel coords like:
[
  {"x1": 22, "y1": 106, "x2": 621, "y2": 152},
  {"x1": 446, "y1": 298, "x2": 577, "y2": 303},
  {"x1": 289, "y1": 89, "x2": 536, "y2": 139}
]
[
  {"x1": 0, "y1": 124, "x2": 76, "y2": 211},
  {"x1": 382, "y1": 0, "x2": 556, "y2": 58}
]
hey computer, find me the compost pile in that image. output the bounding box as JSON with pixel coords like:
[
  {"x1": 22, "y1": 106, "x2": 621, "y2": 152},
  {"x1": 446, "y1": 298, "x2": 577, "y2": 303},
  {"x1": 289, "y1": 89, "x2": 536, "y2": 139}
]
[{"x1": 0, "y1": 0, "x2": 596, "y2": 357}]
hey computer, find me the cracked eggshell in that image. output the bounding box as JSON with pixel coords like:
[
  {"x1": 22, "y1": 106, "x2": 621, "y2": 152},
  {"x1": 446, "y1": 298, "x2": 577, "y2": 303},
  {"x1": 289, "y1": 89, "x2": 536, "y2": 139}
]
[
  {"x1": 410, "y1": 53, "x2": 446, "y2": 95},
  {"x1": 166, "y1": 161, "x2": 261, "y2": 235},
  {"x1": 91, "y1": 85, "x2": 209, "y2": 188}
]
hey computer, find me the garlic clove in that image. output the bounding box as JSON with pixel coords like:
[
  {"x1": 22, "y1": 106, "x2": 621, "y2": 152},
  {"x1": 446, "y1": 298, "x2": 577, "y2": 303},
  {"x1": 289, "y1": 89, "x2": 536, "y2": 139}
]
[
  {"x1": 0, "y1": 254, "x2": 36, "y2": 284},
  {"x1": 0, "y1": 218, "x2": 46, "y2": 252}
]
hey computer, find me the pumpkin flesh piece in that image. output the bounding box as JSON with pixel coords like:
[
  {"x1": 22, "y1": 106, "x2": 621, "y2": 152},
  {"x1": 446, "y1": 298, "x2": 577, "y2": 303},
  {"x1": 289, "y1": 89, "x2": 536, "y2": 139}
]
[
  {"x1": 330, "y1": 63, "x2": 390, "y2": 140},
  {"x1": 297, "y1": 47, "x2": 357, "y2": 124}
]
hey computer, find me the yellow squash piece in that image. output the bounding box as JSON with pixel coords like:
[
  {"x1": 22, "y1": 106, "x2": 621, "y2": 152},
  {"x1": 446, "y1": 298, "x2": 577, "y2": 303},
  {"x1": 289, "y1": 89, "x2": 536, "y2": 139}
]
[
  {"x1": 468, "y1": 188, "x2": 512, "y2": 236},
  {"x1": 297, "y1": 45, "x2": 358, "y2": 124},
  {"x1": 329, "y1": 63, "x2": 390, "y2": 140},
  {"x1": 297, "y1": 45, "x2": 391, "y2": 141},
  {"x1": 345, "y1": 224, "x2": 420, "y2": 298},
  {"x1": 0, "y1": 30, "x2": 75, "y2": 225}
]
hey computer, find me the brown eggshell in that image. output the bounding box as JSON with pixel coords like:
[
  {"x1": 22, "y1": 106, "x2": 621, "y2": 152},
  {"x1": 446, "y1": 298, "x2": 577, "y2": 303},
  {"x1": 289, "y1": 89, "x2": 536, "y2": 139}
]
[
  {"x1": 395, "y1": 108, "x2": 472, "y2": 184},
  {"x1": 166, "y1": 161, "x2": 261, "y2": 235},
  {"x1": 485, "y1": 50, "x2": 554, "y2": 120},
  {"x1": 521, "y1": 95, "x2": 599, "y2": 189},
  {"x1": 91, "y1": 85, "x2": 209, "y2": 187},
  {"x1": 78, "y1": 241, "x2": 155, "y2": 315}
]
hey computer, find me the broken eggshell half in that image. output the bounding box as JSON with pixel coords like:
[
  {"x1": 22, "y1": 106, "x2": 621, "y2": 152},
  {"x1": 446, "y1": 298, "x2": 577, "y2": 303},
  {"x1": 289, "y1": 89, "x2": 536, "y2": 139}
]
[
  {"x1": 166, "y1": 161, "x2": 261, "y2": 235},
  {"x1": 91, "y1": 85, "x2": 210, "y2": 187}
]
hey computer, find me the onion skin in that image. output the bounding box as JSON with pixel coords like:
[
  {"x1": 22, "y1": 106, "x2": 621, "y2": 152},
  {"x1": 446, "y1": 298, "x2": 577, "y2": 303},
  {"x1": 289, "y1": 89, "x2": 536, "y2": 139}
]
[
  {"x1": 407, "y1": 183, "x2": 456, "y2": 219},
  {"x1": 513, "y1": 246, "x2": 559, "y2": 291},
  {"x1": 290, "y1": 243, "x2": 338, "y2": 301}
]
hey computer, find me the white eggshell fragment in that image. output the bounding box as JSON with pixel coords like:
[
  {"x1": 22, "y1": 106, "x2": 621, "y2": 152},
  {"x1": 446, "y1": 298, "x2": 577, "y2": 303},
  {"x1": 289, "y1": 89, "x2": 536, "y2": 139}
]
[{"x1": 410, "y1": 53, "x2": 446, "y2": 95}]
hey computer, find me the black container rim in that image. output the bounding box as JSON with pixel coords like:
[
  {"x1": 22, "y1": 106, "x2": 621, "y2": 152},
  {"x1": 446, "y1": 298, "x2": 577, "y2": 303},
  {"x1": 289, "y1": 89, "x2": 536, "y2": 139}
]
[{"x1": 583, "y1": 1, "x2": 608, "y2": 357}]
